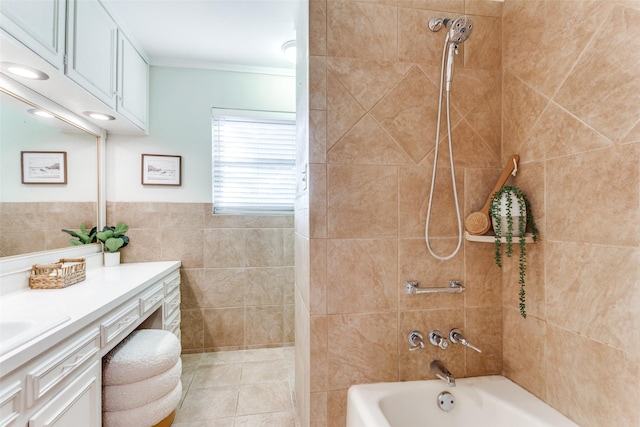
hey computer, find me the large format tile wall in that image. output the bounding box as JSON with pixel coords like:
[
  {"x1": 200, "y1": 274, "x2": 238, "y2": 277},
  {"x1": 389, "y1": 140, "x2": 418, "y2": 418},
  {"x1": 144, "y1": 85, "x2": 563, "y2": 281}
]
[
  {"x1": 304, "y1": 1, "x2": 505, "y2": 425},
  {"x1": 107, "y1": 202, "x2": 295, "y2": 353},
  {"x1": 501, "y1": 1, "x2": 639, "y2": 426},
  {"x1": 0, "y1": 202, "x2": 96, "y2": 256}
]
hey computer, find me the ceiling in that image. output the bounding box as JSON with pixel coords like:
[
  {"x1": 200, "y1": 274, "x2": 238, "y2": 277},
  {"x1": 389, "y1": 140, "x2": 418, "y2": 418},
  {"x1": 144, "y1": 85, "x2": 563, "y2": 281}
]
[{"x1": 103, "y1": 0, "x2": 299, "y2": 75}]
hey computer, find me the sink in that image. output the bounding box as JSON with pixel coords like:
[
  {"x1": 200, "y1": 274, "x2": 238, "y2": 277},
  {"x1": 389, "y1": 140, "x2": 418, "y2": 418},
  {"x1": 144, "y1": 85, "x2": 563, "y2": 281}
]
[{"x1": 0, "y1": 315, "x2": 70, "y2": 356}]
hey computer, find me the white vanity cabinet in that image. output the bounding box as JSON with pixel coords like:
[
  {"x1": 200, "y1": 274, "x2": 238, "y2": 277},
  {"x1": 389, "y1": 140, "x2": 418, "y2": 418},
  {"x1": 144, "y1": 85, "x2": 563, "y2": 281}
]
[
  {"x1": 0, "y1": 261, "x2": 181, "y2": 427},
  {"x1": 0, "y1": 0, "x2": 66, "y2": 70},
  {"x1": 66, "y1": 0, "x2": 118, "y2": 109}
]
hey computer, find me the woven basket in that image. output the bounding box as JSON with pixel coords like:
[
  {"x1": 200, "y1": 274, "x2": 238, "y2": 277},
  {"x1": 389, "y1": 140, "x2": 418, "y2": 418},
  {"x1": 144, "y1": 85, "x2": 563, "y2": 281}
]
[{"x1": 29, "y1": 258, "x2": 86, "y2": 289}]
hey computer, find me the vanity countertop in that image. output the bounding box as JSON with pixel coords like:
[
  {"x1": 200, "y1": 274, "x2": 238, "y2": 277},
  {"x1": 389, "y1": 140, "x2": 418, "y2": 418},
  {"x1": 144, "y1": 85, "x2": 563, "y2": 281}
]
[{"x1": 0, "y1": 261, "x2": 181, "y2": 376}]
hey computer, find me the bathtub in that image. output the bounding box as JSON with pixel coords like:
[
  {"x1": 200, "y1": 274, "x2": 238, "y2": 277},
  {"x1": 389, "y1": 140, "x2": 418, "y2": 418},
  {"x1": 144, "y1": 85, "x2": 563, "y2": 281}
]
[{"x1": 346, "y1": 375, "x2": 578, "y2": 427}]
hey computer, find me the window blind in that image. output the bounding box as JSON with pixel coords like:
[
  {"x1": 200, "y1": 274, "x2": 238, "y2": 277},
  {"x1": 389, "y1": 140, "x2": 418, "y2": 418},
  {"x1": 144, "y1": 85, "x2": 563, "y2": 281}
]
[{"x1": 212, "y1": 109, "x2": 296, "y2": 215}]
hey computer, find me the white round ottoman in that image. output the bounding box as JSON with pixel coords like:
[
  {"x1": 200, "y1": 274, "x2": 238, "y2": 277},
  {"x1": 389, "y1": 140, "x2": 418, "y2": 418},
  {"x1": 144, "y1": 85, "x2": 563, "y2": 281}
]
[{"x1": 103, "y1": 329, "x2": 182, "y2": 427}]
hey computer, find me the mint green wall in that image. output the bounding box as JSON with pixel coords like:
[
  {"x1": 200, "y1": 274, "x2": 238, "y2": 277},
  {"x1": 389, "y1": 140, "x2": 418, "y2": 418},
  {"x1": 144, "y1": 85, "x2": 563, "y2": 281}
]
[{"x1": 106, "y1": 66, "x2": 296, "y2": 202}]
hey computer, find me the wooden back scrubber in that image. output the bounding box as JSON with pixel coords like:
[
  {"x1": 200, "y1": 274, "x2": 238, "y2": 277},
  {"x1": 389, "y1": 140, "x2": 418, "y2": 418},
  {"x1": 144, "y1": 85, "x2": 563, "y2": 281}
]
[{"x1": 464, "y1": 154, "x2": 520, "y2": 235}]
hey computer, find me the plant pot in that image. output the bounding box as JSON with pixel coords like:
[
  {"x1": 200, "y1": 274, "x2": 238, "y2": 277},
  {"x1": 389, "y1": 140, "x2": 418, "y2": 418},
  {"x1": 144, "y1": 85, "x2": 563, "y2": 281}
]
[
  {"x1": 491, "y1": 191, "x2": 526, "y2": 237},
  {"x1": 103, "y1": 251, "x2": 121, "y2": 267}
]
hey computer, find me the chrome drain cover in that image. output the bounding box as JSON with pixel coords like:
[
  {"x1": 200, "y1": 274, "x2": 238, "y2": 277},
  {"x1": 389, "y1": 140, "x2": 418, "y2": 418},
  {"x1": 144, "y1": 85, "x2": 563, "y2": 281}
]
[{"x1": 437, "y1": 391, "x2": 455, "y2": 412}]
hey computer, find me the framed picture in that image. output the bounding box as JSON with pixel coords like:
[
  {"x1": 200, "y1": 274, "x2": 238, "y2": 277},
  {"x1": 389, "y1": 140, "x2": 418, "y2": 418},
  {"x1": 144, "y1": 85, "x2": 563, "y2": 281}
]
[
  {"x1": 21, "y1": 151, "x2": 67, "y2": 184},
  {"x1": 141, "y1": 154, "x2": 182, "y2": 186}
]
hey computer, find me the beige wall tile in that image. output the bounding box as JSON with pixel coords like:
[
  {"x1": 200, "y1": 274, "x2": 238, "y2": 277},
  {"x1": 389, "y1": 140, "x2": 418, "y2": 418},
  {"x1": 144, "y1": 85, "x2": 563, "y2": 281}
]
[
  {"x1": 310, "y1": 109, "x2": 327, "y2": 164},
  {"x1": 327, "y1": 115, "x2": 413, "y2": 165},
  {"x1": 465, "y1": 81, "x2": 502, "y2": 156},
  {"x1": 546, "y1": 241, "x2": 640, "y2": 356},
  {"x1": 546, "y1": 145, "x2": 639, "y2": 247},
  {"x1": 327, "y1": 57, "x2": 412, "y2": 111},
  {"x1": 502, "y1": 307, "x2": 546, "y2": 400},
  {"x1": 204, "y1": 308, "x2": 245, "y2": 349},
  {"x1": 309, "y1": 238, "x2": 327, "y2": 315},
  {"x1": 465, "y1": 0, "x2": 501, "y2": 17},
  {"x1": 310, "y1": 315, "x2": 328, "y2": 392},
  {"x1": 465, "y1": 306, "x2": 502, "y2": 376},
  {"x1": 370, "y1": 66, "x2": 441, "y2": 164},
  {"x1": 546, "y1": 325, "x2": 640, "y2": 427},
  {"x1": 464, "y1": 242, "x2": 501, "y2": 307},
  {"x1": 327, "y1": 389, "x2": 348, "y2": 427},
  {"x1": 555, "y1": 5, "x2": 640, "y2": 143},
  {"x1": 181, "y1": 308, "x2": 204, "y2": 352},
  {"x1": 245, "y1": 306, "x2": 285, "y2": 347},
  {"x1": 326, "y1": 71, "x2": 366, "y2": 149},
  {"x1": 326, "y1": 238, "x2": 398, "y2": 314},
  {"x1": 327, "y1": 164, "x2": 398, "y2": 238},
  {"x1": 310, "y1": 392, "x2": 327, "y2": 427},
  {"x1": 327, "y1": 312, "x2": 398, "y2": 388},
  {"x1": 327, "y1": 1, "x2": 398, "y2": 61},
  {"x1": 309, "y1": 164, "x2": 327, "y2": 239},
  {"x1": 502, "y1": 72, "x2": 549, "y2": 157},
  {"x1": 310, "y1": 56, "x2": 327, "y2": 111},
  {"x1": 309, "y1": 0, "x2": 327, "y2": 56},
  {"x1": 463, "y1": 15, "x2": 501, "y2": 71}
]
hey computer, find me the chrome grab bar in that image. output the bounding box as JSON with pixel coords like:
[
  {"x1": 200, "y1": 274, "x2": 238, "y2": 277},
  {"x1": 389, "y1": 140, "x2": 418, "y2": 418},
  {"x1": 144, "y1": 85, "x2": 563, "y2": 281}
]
[{"x1": 405, "y1": 280, "x2": 465, "y2": 294}]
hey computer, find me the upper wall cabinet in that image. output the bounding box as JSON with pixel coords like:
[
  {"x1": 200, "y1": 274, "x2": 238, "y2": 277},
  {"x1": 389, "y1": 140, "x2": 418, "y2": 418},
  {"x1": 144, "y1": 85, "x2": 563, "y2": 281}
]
[
  {"x1": 117, "y1": 32, "x2": 148, "y2": 129},
  {"x1": 0, "y1": 0, "x2": 66, "y2": 70},
  {"x1": 66, "y1": 0, "x2": 118, "y2": 109},
  {"x1": 0, "y1": 0, "x2": 149, "y2": 133}
]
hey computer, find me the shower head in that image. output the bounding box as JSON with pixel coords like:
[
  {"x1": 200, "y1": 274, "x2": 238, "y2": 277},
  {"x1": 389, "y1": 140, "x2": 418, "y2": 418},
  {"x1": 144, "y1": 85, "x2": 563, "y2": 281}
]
[
  {"x1": 428, "y1": 15, "x2": 474, "y2": 44},
  {"x1": 446, "y1": 16, "x2": 473, "y2": 44}
]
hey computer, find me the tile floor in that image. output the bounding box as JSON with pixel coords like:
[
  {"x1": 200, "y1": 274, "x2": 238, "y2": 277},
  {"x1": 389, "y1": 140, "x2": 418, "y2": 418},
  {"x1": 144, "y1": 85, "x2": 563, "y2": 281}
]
[{"x1": 173, "y1": 347, "x2": 300, "y2": 426}]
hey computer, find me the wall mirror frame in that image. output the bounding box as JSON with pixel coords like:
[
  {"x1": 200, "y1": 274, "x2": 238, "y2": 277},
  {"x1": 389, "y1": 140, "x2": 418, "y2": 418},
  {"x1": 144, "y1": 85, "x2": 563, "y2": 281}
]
[{"x1": 0, "y1": 73, "x2": 106, "y2": 279}]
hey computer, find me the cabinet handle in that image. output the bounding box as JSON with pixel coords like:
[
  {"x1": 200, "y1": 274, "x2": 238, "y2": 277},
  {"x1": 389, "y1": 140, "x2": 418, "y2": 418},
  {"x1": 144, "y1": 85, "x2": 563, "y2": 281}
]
[
  {"x1": 117, "y1": 316, "x2": 136, "y2": 327},
  {"x1": 61, "y1": 354, "x2": 87, "y2": 372}
]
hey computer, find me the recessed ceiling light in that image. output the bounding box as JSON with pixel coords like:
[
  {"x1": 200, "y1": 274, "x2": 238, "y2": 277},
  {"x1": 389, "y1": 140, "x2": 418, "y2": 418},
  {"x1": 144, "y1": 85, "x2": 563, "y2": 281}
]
[
  {"x1": 1, "y1": 62, "x2": 49, "y2": 80},
  {"x1": 27, "y1": 108, "x2": 54, "y2": 118},
  {"x1": 281, "y1": 40, "x2": 296, "y2": 64},
  {"x1": 83, "y1": 111, "x2": 116, "y2": 121}
]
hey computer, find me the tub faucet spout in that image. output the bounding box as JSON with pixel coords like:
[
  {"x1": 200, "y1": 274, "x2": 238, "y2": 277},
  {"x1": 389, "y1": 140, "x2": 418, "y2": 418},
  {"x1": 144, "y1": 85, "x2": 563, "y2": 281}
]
[{"x1": 430, "y1": 360, "x2": 456, "y2": 387}]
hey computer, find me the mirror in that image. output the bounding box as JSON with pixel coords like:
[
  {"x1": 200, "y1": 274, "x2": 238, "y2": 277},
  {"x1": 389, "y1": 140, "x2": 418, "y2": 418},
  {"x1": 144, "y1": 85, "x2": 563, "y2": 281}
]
[{"x1": 0, "y1": 88, "x2": 100, "y2": 258}]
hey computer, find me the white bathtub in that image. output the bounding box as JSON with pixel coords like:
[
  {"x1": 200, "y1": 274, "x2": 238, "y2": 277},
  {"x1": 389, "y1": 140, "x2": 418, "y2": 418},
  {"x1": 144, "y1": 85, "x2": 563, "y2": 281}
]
[{"x1": 346, "y1": 375, "x2": 579, "y2": 427}]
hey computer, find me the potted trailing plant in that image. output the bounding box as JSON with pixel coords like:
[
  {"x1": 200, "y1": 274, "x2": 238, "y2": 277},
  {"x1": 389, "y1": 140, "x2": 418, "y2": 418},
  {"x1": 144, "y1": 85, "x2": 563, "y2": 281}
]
[
  {"x1": 489, "y1": 185, "x2": 539, "y2": 318},
  {"x1": 61, "y1": 223, "x2": 97, "y2": 245},
  {"x1": 97, "y1": 222, "x2": 129, "y2": 266}
]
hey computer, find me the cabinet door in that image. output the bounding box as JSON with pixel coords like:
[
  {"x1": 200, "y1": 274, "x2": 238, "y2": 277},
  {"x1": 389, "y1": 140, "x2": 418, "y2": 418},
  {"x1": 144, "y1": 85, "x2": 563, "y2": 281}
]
[
  {"x1": 28, "y1": 361, "x2": 101, "y2": 427},
  {"x1": 117, "y1": 31, "x2": 148, "y2": 130},
  {"x1": 0, "y1": 0, "x2": 66, "y2": 69},
  {"x1": 66, "y1": 0, "x2": 117, "y2": 108}
]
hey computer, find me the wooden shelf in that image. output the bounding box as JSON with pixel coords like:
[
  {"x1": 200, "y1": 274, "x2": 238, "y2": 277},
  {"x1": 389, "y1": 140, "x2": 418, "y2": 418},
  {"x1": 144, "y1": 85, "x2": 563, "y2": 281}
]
[{"x1": 465, "y1": 231, "x2": 535, "y2": 244}]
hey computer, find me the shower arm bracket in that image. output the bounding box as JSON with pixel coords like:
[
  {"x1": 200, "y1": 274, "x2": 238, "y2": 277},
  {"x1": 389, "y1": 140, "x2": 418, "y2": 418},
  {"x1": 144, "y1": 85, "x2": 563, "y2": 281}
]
[{"x1": 405, "y1": 281, "x2": 465, "y2": 295}]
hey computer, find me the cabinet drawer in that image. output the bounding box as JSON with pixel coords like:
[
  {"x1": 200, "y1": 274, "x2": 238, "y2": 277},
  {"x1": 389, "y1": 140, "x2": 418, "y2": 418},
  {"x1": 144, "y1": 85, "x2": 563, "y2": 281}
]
[
  {"x1": 164, "y1": 272, "x2": 180, "y2": 295},
  {"x1": 100, "y1": 302, "x2": 139, "y2": 347},
  {"x1": 164, "y1": 308, "x2": 180, "y2": 337},
  {"x1": 163, "y1": 289, "x2": 180, "y2": 321},
  {"x1": 26, "y1": 330, "x2": 100, "y2": 407},
  {"x1": 139, "y1": 284, "x2": 164, "y2": 316},
  {"x1": 0, "y1": 382, "x2": 20, "y2": 427}
]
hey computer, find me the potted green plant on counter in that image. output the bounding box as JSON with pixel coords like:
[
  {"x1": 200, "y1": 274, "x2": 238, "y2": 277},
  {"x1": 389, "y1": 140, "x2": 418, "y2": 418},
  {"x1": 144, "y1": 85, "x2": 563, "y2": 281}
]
[
  {"x1": 489, "y1": 185, "x2": 539, "y2": 318},
  {"x1": 97, "y1": 222, "x2": 129, "y2": 266}
]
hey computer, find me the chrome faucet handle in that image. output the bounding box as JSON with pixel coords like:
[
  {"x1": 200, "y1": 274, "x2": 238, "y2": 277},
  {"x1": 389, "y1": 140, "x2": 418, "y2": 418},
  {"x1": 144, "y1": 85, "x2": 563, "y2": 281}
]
[
  {"x1": 408, "y1": 331, "x2": 425, "y2": 351},
  {"x1": 428, "y1": 330, "x2": 449, "y2": 349},
  {"x1": 449, "y1": 328, "x2": 482, "y2": 353}
]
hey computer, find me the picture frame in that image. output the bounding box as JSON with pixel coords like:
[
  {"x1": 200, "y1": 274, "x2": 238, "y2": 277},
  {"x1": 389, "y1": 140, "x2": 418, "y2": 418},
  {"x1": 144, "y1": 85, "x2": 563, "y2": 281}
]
[
  {"x1": 21, "y1": 151, "x2": 67, "y2": 184},
  {"x1": 141, "y1": 154, "x2": 182, "y2": 186}
]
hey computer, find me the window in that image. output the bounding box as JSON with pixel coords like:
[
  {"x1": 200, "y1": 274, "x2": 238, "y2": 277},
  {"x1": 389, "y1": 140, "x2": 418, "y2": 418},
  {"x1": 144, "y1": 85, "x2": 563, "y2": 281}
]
[{"x1": 212, "y1": 108, "x2": 296, "y2": 215}]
